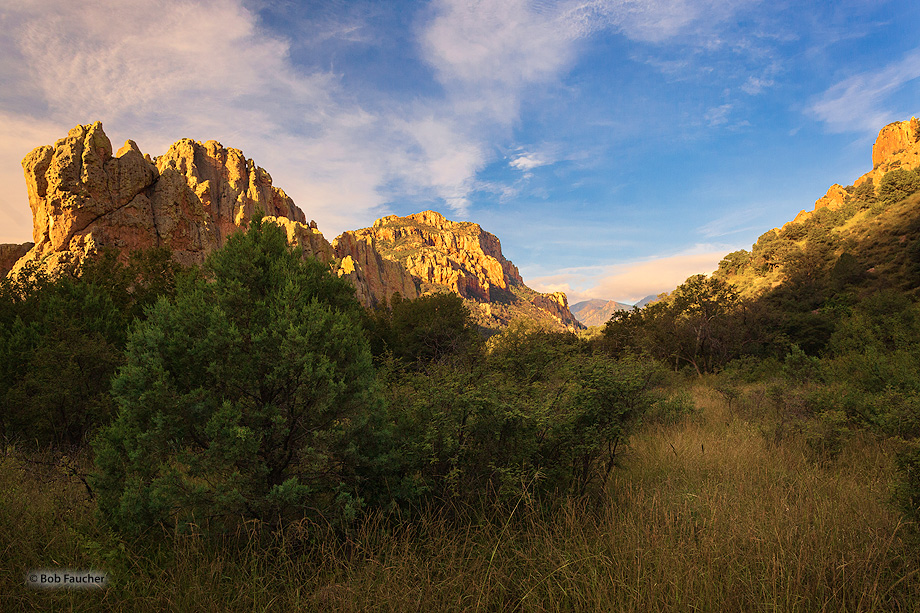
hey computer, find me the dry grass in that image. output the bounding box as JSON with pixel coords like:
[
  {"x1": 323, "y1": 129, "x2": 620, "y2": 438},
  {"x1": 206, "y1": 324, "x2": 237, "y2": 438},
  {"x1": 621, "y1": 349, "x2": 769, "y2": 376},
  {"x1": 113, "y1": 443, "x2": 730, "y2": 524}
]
[{"x1": 3, "y1": 385, "x2": 919, "y2": 612}]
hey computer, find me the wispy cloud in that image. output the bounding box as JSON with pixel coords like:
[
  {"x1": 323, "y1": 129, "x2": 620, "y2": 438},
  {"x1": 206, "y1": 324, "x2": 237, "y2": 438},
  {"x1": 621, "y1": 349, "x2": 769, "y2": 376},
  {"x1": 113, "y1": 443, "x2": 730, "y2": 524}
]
[
  {"x1": 530, "y1": 245, "x2": 730, "y2": 304},
  {"x1": 809, "y1": 48, "x2": 920, "y2": 134},
  {"x1": 741, "y1": 75, "x2": 774, "y2": 95},
  {"x1": 697, "y1": 206, "x2": 767, "y2": 238},
  {"x1": 0, "y1": 0, "x2": 765, "y2": 246}
]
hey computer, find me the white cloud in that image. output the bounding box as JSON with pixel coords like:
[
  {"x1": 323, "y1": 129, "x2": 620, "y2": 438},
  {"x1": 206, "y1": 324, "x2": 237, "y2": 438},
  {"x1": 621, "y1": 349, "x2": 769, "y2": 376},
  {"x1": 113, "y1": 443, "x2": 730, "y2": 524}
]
[
  {"x1": 741, "y1": 75, "x2": 774, "y2": 95},
  {"x1": 530, "y1": 246, "x2": 728, "y2": 304},
  {"x1": 0, "y1": 0, "x2": 763, "y2": 247},
  {"x1": 809, "y1": 48, "x2": 920, "y2": 135},
  {"x1": 705, "y1": 103, "x2": 734, "y2": 126}
]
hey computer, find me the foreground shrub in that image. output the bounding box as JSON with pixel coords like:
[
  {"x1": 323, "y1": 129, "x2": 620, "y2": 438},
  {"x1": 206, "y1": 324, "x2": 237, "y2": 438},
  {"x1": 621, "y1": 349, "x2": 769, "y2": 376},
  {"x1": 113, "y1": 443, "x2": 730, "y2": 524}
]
[{"x1": 92, "y1": 215, "x2": 383, "y2": 536}]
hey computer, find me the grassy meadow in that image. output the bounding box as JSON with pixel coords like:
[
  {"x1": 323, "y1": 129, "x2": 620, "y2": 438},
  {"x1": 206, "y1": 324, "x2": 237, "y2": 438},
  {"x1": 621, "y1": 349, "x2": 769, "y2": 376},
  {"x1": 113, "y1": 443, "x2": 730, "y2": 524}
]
[{"x1": 4, "y1": 382, "x2": 918, "y2": 612}]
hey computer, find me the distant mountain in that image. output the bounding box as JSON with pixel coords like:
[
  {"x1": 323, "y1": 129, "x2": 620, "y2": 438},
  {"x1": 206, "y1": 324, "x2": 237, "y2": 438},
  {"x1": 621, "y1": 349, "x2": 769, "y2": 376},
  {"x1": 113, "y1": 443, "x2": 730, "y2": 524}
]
[
  {"x1": 634, "y1": 295, "x2": 661, "y2": 309},
  {"x1": 570, "y1": 299, "x2": 633, "y2": 327}
]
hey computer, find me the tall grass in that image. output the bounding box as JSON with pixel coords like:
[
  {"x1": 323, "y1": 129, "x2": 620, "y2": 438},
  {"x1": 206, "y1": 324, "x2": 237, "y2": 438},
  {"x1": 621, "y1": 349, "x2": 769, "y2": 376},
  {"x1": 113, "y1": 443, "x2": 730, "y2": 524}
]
[{"x1": 3, "y1": 384, "x2": 918, "y2": 611}]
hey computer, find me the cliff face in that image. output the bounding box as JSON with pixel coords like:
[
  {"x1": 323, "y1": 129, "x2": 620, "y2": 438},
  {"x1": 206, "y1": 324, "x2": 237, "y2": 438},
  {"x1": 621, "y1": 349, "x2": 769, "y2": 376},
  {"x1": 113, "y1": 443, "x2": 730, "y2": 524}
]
[
  {"x1": 787, "y1": 117, "x2": 920, "y2": 227},
  {"x1": 14, "y1": 121, "x2": 315, "y2": 273},
  {"x1": 8, "y1": 121, "x2": 414, "y2": 307},
  {"x1": 7, "y1": 122, "x2": 577, "y2": 329},
  {"x1": 337, "y1": 211, "x2": 581, "y2": 331}
]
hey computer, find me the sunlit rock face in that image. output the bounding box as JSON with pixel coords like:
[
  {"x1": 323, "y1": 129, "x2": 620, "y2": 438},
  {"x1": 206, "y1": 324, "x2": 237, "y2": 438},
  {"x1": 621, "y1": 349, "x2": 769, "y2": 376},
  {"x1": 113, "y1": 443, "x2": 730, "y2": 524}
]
[
  {"x1": 7, "y1": 121, "x2": 413, "y2": 307},
  {"x1": 13, "y1": 121, "x2": 314, "y2": 274},
  {"x1": 790, "y1": 117, "x2": 920, "y2": 225},
  {"x1": 338, "y1": 211, "x2": 582, "y2": 331},
  {"x1": 7, "y1": 122, "x2": 578, "y2": 329},
  {"x1": 872, "y1": 119, "x2": 917, "y2": 169}
]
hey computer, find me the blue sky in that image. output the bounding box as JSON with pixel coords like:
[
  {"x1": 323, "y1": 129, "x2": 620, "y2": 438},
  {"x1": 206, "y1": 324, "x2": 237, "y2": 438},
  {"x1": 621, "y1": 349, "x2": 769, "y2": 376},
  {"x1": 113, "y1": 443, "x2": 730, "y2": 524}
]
[{"x1": 1, "y1": 0, "x2": 919, "y2": 303}]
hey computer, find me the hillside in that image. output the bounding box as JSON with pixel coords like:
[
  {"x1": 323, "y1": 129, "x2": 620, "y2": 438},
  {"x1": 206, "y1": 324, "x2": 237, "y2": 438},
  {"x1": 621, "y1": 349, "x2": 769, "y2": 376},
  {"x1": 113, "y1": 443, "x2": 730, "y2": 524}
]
[{"x1": 714, "y1": 117, "x2": 920, "y2": 303}]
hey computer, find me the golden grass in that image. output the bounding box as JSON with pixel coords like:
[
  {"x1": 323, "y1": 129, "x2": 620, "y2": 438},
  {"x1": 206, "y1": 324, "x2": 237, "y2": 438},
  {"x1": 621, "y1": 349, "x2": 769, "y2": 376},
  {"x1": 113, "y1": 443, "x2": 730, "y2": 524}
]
[{"x1": 3, "y1": 385, "x2": 919, "y2": 611}]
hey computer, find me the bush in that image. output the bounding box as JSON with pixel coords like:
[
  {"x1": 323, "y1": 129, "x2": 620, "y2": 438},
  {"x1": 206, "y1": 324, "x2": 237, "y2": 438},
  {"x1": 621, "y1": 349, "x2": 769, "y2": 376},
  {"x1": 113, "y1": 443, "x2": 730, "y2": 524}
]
[
  {"x1": 92, "y1": 215, "x2": 383, "y2": 536},
  {"x1": 0, "y1": 249, "x2": 180, "y2": 447},
  {"x1": 878, "y1": 168, "x2": 920, "y2": 207},
  {"x1": 381, "y1": 328, "x2": 659, "y2": 509}
]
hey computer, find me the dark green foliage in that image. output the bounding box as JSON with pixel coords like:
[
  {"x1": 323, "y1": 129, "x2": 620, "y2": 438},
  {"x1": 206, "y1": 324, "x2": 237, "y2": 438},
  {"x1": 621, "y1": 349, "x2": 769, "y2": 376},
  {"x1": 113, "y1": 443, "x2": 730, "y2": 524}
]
[
  {"x1": 380, "y1": 326, "x2": 660, "y2": 508},
  {"x1": 878, "y1": 168, "x2": 920, "y2": 208},
  {"x1": 849, "y1": 178, "x2": 877, "y2": 208},
  {"x1": 366, "y1": 291, "x2": 479, "y2": 366},
  {"x1": 602, "y1": 275, "x2": 755, "y2": 375},
  {"x1": 92, "y1": 215, "x2": 382, "y2": 536},
  {"x1": 895, "y1": 440, "x2": 920, "y2": 523},
  {"x1": 0, "y1": 249, "x2": 181, "y2": 446}
]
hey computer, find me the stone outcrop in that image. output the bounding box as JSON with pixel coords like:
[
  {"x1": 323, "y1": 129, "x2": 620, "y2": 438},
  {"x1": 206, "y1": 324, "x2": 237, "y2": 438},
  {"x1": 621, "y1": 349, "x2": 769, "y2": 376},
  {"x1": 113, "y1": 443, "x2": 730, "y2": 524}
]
[
  {"x1": 13, "y1": 121, "x2": 313, "y2": 274},
  {"x1": 332, "y1": 231, "x2": 419, "y2": 306},
  {"x1": 0, "y1": 242, "x2": 33, "y2": 278},
  {"x1": 872, "y1": 119, "x2": 917, "y2": 168},
  {"x1": 342, "y1": 211, "x2": 523, "y2": 303},
  {"x1": 814, "y1": 184, "x2": 848, "y2": 211},
  {"x1": 789, "y1": 118, "x2": 920, "y2": 226},
  {"x1": 7, "y1": 121, "x2": 412, "y2": 307},
  {"x1": 7, "y1": 122, "x2": 578, "y2": 329},
  {"x1": 338, "y1": 211, "x2": 582, "y2": 330}
]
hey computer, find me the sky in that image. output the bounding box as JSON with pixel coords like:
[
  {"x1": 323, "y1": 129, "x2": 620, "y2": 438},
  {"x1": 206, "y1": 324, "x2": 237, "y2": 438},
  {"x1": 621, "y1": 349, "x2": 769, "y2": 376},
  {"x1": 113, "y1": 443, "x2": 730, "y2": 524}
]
[{"x1": 1, "y1": 0, "x2": 919, "y2": 304}]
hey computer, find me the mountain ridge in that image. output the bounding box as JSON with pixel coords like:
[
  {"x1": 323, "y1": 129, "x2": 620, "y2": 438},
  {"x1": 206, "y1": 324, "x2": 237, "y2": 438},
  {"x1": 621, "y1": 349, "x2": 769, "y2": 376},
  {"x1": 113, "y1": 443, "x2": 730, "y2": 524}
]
[{"x1": 1, "y1": 122, "x2": 580, "y2": 331}]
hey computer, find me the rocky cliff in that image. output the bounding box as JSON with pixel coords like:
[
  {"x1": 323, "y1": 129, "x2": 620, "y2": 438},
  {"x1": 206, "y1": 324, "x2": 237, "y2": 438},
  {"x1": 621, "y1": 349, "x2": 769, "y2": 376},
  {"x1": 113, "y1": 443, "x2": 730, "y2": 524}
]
[
  {"x1": 7, "y1": 122, "x2": 578, "y2": 329},
  {"x1": 337, "y1": 211, "x2": 581, "y2": 331},
  {"x1": 7, "y1": 121, "x2": 415, "y2": 307},
  {"x1": 788, "y1": 117, "x2": 920, "y2": 226}
]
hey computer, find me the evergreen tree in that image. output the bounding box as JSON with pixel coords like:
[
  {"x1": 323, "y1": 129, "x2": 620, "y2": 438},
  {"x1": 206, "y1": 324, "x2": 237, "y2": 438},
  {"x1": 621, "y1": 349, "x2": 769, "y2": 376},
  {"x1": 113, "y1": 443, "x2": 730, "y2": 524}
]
[{"x1": 93, "y1": 215, "x2": 381, "y2": 535}]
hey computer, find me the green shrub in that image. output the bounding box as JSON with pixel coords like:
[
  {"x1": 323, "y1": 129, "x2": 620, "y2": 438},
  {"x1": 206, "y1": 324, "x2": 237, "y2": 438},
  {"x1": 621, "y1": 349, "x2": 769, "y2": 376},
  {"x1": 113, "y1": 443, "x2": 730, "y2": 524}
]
[
  {"x1": 879, "y1": 168, "x2": 920, "y2": 207},
  {"x1": 382, "y1": 329, "x2": 659, "y2": 508},
  {"x1": 0, "y1": 249, "x2": 180, "y2": 447},
  {"x1": 92, "y1": 215, "x2": 383, "y2": 537}
]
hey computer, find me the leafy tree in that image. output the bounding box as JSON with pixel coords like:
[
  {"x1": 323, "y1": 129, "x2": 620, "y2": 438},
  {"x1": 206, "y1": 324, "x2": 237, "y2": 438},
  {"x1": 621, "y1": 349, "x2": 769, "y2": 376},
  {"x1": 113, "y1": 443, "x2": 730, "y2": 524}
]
[
  {"x1": 0, "y1": 249, "x2": 181, "y2": 447},
  {"x1": 717, "y1": 250, "x2": 751, "y2": 276},
  {"x1": 878, "y1": 168, "x2": 920, "y2": 207},
  {"x1": 666, "y1": 275, "x2": 746, "y2": 375},
  {"x1": 92, "y1": 215, "x2": 382, "y2": 536},
  {"x1": 368, "y1": 291, "x2": 479, "y2": 366}
]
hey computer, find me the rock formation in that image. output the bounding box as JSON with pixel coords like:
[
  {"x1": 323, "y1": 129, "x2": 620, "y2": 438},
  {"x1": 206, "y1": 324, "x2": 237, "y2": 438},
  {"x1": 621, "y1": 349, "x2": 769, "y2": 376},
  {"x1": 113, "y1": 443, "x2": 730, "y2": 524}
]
[
  {"x1": 332, "y1": 231, "x2": 419, "y2": 306},
  {"x1": 14, "y1": 121, "x2": 315, "y2": 274},
  {"x1": 6, "y1": 122, "x2": 577, "y2": 329},
  {"x1": 337, "y1": 211, "x2": 581, "y2": 331},
  {"x1": 0, "y1": 242, "x2": 33, "y2": 278},
  {"x1": 788, "y1": 117, "x2": 920, "y2": 225},
  {"x1": 7, "y1": 121, "x2": 416, "y2": 307}
]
